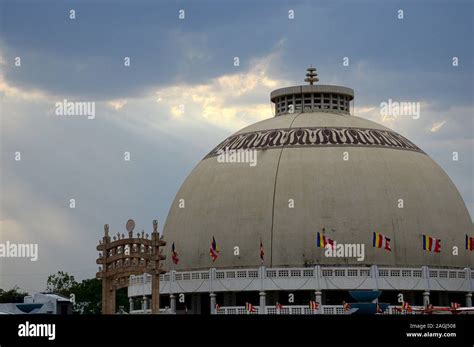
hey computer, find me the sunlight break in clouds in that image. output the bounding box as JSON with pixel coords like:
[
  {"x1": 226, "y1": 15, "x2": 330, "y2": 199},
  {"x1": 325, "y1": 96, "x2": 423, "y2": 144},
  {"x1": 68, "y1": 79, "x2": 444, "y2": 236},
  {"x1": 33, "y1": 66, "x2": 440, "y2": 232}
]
[
  {"x1": 107, "y1": 99, "x2": 128, "y2": 111},
  {"x1": 0, "y1": 75, "x2": 50, "y2": 101},
  {"x1": 430, "y1": 120, "x2": 447, "y2": 133},
  {"x1": 154, "y1": 50, "x2": 287, "y2": 131}
]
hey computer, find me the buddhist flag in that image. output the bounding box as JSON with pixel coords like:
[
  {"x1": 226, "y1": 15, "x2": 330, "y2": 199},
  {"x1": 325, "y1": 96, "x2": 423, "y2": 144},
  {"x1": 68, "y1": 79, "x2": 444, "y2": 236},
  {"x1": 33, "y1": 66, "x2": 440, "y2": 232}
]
[
  {"x1": 171, "y1": 242, "x2": 179, "y2": 264},
  {"x1": 317, "y1": 231, "x2": 334, "y2": 249},
  {"x1": 259, "y1": 238, "x2": 264, "y2": 261},
  {"x1": 245, "y1": 302, "x2": 257, "y2": 313},
  {"x1": 309, "y1": 300, "x2": 319, "y2": 310},
  {"x1": 422, "y1": 234, "x2": 441, "y2": 253},
  {"x1": 210, "y1": 236, "x2": 219, "y2": 262},
  {"x1": 451, "y1": 302, "x2": 461, "y2": 310},
  {"x1": 373, "y1": 232, "x2": 391, "y2": 251},
  {"x1": 401, "y1": 301, "x2": 412, "y2": 312},
  {"x1": 466, "y1": 235, "x2": 474, "y2": 251},
  {"x1": 376, "y1": 303, "x2": 383, "y2": 314}
]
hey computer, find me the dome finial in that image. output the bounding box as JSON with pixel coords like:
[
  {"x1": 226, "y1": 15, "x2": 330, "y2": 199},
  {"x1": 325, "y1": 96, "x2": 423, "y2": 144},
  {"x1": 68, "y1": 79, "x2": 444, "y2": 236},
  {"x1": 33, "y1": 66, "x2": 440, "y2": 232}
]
[{"x1": 304, "y1": 66, "x2": 319, "y2": 85}]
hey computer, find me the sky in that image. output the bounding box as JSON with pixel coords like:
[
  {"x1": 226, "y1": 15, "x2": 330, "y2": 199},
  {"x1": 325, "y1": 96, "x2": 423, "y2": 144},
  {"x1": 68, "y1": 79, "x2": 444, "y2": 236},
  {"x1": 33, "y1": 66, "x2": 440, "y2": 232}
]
[{"x1": 0, "y1": 0, "x2": 473, "y2": 293}]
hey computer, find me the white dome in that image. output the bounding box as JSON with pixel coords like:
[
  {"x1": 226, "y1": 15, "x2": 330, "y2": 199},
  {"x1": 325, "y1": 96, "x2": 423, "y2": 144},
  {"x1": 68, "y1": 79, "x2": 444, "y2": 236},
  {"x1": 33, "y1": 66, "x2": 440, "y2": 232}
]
[{"x1": 163, "y1": 84, "x2": 472, "y2": 271}]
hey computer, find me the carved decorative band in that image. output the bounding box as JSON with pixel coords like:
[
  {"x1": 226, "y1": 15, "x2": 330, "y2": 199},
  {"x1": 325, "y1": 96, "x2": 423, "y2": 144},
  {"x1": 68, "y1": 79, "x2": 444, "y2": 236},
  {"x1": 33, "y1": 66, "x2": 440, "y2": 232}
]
[{"x1": 206, "y1": 127, "x2": 424, "y2": 158}]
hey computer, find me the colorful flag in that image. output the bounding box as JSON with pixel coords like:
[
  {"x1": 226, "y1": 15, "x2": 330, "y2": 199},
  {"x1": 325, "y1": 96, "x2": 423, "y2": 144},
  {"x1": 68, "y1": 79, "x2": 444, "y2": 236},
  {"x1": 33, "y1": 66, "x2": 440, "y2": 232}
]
[
  {"x1": 316, "y1": 231, "x2": 334, "y2": 249},
  {"x1": 245, "y1": 302, "x2": 257, "y2": 313},
  {"x1": 376, "y1": 303, "x2": 383, "y2": 313},
  {"x1": 401, "y1": 301, "x2": 412, "y2": 312},
  {"x1": 260, "y1": 238, "x2": 264, "y2": 261},
  {"x1": 342, "y1": 301, "x2": 351, "y2": 311},
  {"x1": 210, "y1": 236, "x2": 219, "y2": 262},
  {"x1": 309, "y1": 300, "x2": 319, "y2": 310},
  {"x1": 372, "y1": 232, "x2": 391, "y2": 251},
  {"x1": 466, "y1": 235, "x2": 474, "y2": 251},
  {"x1": 422, "y1": 234, "x2": 441, "y2": 253},
  {"x1": 171, "y1": 242, "x2": 179, "y2": 264},
  {"x1": 451, "y1": 302, "x2": 461, "y2": 309}
]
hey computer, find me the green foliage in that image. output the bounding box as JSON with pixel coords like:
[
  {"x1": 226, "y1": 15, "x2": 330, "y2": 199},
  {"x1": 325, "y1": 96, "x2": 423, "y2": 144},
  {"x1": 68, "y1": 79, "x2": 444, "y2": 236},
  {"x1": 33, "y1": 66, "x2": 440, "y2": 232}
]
[
  {"x1": 71, "y1": 279, "x2": 129, "y2": 314},
  {"x1": 46, "y1": 271, "x2": 130, "y2": 314},
  {"x1": 71, "y1": 278, "x2": 102, "y2": 314},
  {"x1": 116, "y1": 287, "x2": 129, "y2": 313},
  {"x1": 1, "y1": 271, "x2": 130, "y2": 314},
  {"x1": 0, "y1": 286, "x2": 28, "y2": 303},
  {"x1": 46, "y1": 271, "x2": 78, "y2": 297}
]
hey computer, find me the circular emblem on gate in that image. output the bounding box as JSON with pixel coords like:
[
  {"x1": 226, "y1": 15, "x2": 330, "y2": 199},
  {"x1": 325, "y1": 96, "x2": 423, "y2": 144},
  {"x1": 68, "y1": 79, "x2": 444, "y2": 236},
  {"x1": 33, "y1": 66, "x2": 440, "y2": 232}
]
[{"x1": 126, "y1": 219, "x2": 135, "y2": 233}]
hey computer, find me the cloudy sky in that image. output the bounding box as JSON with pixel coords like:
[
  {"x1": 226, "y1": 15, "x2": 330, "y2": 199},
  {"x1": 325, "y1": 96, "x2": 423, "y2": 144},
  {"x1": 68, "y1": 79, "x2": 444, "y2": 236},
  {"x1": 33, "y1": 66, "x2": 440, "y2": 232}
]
[{"x1": 0, "y1": 0, "x2": 472, "y2": 293}]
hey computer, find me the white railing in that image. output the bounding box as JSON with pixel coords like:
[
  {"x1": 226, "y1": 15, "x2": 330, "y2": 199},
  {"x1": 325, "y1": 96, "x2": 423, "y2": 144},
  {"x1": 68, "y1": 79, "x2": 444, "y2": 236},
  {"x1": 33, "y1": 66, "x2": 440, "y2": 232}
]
[
  {"x1": 383, "y1": 306, "x2": 425, "y2": 315},
  {"x1": 216, "y1": 305, "x2": 436, "y2": 315},
  {"x1": 129, "y1": 305, "x2": 452, "y2": 315},
  {"x1": 131, "y1": 266, "x2": 469, "y2": 283},
  {"x1": 216, "y1": 305, "x2": 349, "y2": 315},
  {"x1": 129, "y1": 266, "x2": 472, "y2": 296},
  {"x1": 130, "y1": 308, "x2": 172, "y2": 314},
  {"x1": 216, "y1": 306, "x2": 260, "y2": 315}
]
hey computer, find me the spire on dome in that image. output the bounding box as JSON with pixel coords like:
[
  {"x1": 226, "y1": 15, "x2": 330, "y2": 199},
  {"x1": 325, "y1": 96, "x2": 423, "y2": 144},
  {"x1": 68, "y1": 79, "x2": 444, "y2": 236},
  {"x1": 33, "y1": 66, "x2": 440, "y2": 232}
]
[
  {"x1": 270, "y1": 66, "x2": 354, "y2": 116},
  {"x1": 304, "y1": 66, "x2": 319, "y2": 85}
]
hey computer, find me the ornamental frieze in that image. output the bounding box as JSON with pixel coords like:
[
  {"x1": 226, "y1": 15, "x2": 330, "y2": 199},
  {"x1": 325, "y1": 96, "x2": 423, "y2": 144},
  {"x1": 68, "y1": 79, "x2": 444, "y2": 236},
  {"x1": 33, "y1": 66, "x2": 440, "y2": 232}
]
[{"x1": 205, "y1": 127, "x2": 424, "y2": 158}]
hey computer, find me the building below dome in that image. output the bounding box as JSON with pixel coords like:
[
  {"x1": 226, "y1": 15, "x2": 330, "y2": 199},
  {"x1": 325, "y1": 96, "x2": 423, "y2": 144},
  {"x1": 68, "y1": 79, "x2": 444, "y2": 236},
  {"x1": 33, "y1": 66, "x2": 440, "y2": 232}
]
[{"x1": 128, "y1": 68, "x2": 474, "y2": 314}]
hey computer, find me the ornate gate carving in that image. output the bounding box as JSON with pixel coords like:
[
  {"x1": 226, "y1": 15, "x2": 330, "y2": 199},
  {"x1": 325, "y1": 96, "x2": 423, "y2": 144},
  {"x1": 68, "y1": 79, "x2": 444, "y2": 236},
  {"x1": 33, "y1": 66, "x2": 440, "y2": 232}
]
[{"x1": 96, "y1": 219, "x2": 166, "y2": 314}]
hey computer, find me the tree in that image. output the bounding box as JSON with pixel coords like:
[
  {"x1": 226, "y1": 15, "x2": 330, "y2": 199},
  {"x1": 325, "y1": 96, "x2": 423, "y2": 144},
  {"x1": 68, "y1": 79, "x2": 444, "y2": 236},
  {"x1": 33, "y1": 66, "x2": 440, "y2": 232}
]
[
  {"x1": 46, "y1": 271, "x2": 130, "y2": 314},
  {"x1": 0, "y1": 286, "x2": 28, "y2": 303},
  {"x1": 71, "y1": 278, "x2": 102, "y2": 314},
  {"x1": 46, "y1": 271, "x2": 78, "y2": 297},
  {"x1": 70, "y1": 278, "x2": 129, "y2": 314}
]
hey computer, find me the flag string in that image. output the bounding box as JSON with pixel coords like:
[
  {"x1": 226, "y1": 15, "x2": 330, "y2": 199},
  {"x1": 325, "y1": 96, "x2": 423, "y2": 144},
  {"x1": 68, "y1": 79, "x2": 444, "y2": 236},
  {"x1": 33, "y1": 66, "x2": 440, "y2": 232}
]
[
  {"x1": 174, "y1": 279, "x2": 207, "y2": 293},
  {"x1": 216, "y1": 278, "x2": 256, "y2": 292},
  {"x1": 267, "y1": 277, "x2": 312, "y2": 291}
]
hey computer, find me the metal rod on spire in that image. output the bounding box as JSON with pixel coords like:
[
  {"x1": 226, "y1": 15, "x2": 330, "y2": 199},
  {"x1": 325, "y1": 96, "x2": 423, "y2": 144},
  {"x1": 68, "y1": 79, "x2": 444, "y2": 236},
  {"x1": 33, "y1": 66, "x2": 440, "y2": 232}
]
[{"x1": 304, "y1": 66, "x2": 319, "y2": 85}]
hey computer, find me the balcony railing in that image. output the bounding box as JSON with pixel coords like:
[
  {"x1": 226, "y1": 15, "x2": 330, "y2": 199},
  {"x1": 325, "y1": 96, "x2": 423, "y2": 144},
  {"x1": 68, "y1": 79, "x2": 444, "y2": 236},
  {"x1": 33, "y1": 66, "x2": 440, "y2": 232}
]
[
  {"x1": 127, "y1": 305, "x2": 442, "y2": 315},
  {"x1": 215, "y1": 305, "x2": 427, "y2": 315},
  {"x1": 127, "y1": 266, "x2": 473, "y2": 300}
]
